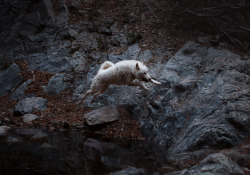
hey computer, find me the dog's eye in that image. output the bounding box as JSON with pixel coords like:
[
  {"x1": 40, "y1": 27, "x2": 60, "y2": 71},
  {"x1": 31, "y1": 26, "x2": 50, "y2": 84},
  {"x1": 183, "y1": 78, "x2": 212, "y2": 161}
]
[{"x1": 143, "y1": 72, "x2": 146, "y2": 74}]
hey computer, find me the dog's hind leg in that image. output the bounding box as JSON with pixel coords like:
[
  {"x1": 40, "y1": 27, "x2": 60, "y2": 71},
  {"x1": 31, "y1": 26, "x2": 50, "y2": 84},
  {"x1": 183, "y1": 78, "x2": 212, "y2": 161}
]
[
  {"x1": 81, "y1": 89, "x2": 93, "y2": 102},
  {"x1": 90, "y1": 86, "x2": 108, "y2": 102},
  {"x1": 90, "y1": 91, "x2": 101, "y2": 103}
]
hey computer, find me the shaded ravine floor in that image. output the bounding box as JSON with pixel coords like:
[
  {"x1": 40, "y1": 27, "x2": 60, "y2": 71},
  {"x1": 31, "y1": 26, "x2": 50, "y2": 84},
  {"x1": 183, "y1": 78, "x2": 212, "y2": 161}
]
[{"x1": 0, "y1": 128, "x2": 168, "y2": 175}]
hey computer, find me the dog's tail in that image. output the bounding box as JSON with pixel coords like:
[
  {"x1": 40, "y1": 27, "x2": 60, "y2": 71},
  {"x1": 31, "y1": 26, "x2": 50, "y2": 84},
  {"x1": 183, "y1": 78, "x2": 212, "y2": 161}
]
[{"x1": 99, "y1": 61, "x2": 114, "y2": 71}]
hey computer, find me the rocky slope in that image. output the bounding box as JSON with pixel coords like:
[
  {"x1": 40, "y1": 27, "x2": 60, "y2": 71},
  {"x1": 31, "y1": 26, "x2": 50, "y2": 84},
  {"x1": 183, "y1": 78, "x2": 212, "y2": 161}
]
[{"x1": 0, "y1": 0, "x2": 249, "y2": 174}]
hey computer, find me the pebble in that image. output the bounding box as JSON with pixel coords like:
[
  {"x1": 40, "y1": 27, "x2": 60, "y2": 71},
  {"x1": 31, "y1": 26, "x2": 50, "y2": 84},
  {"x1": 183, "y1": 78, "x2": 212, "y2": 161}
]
[
  {"x1": 22, "y1": 114, "x2": 39, "y2": 124},
  {"x1": 31, "y1": 132, "x2": 48, "y2": 140},
  {"x1": 6, "y1": 136, "x2": 22, "y2": 143},
  {"x1": 0, "y1": 126, "x2": 11, "y2": 135}
]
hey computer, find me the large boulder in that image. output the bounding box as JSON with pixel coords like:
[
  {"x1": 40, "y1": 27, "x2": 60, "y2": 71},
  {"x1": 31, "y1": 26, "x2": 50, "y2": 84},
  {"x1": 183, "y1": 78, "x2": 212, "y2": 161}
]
[
  {"x1": 83, "y1": 138, "x2": 143, "y2": 168},
  {"x1": 14, "y1": 97, "x2": 47, "y2": 116},
  {"x1": 131, "y1": 41, "x2": 250, "y2": 153},
  {"x1": 10, "y1": 79, "x2": 32, "y2": 100},
  {"x1": 84, "y1": 105, "x2": 119, "y2": 125},
  {"x1": 165, "y1": 153, "x2": 244, "y2": 175},
  {"x1": 43, "y1": 73, "x2": 73, "y2": 94},
  {"x1": 0, "y1": 64, "x2": 23, "y2": 97},
  {"x1": 26, "y1": 53, "x2": 72, "y2": 73}
]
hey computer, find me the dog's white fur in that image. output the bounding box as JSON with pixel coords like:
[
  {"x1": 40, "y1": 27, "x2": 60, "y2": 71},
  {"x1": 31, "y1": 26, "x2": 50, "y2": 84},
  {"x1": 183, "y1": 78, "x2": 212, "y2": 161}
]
[{"x1": 81, "y1": 60, "x2": 161, "y2": 102}]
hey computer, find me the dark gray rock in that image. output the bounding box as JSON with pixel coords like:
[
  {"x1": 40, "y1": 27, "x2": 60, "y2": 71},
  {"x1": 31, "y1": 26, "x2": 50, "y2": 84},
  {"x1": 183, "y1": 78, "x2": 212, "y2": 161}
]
[
  {"x1": 0, "y1": 126, "x2": 11, "y2": 135},
  {"x1": 0, "y1": 0, "x2": 59, "y2": 61},
  {"x1": 110, "y1": 23, "x2": 127, "y2": 46},
  {"x1": 16, "y1": 128, "x2": 41, "y2": 136},
  {"x1": 125, "y1": 44, "x2": 141, "y2": 60},
  {"x1": 21, "y1": 114, "x2": 39, "y2": 124},
  {"x1": 75, "y1": 31, "x2": 98, "y2": 52},
  {"x1": 43, "y1": 73, "x2": 73, "y2": 94},
  {"x1": 14, "y1": 97, "x2": 47, "y2": 116},
  {"x1": 124, "y1": 12, "x2": 136, "y2": 23},
  {"x1": 71, "y1": 51, "x2": 87, "y2": 73},
  {"x1": 83, "y1": 138, "x2": 116, "y2": 160},
  {"x1": 31, "y1": 131, "x2": 48, "y2": 140},
  {"x1": 0, "y1": 64, "x2": 23, "y2": 97},
  {"x1": 138, "y1": 49, "x2": 152, "y2": 62},
  {"x1": 101, "y1": 18, "x2": 114, "y2": 27},
  {"x1": 98, "y1": 25, "x2": 112, "y2": 35},
  {"x1": 6, "y1": 136, "x2": 22, "y2": 143},
  {"x1": 27, "y1": 53, "x2": 72, "y2": 73},
  {"x1": 130, "y1": 41, "x2": 250, "y2": 152},
  {"x1": 10, "y1": 79, "x2": 33, "y2": 100},
  {"x1": 108, "y1": 44, "x2": 140, "y2": 63},
  {"x1": 165, "y1": 153, "x2": 244, "y2": 175},
  {"x1": 110, "y1": 34, "x2": 127, "y2": 46},
  {"x1": 223, "y1": 143, "x2": 250, "y2": 170},
  {"x1": 40, "y1": 143, "x2": 55, "y2": 148},
  {"x1": 83, "y1": 138, "x2": 139, "y2": 167},
  {"x1": 84, "y1": 105, "x2": 119, "y2": 125},
  {"x1": 111, "y1": 167, "x2": 146, "y2": 175}
]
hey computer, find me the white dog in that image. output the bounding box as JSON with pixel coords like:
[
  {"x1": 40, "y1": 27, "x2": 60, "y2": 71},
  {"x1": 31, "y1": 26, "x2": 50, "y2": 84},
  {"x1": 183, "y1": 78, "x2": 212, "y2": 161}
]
[{"x1": 81, "y1": 60, "x2": 161, "y2": 102}]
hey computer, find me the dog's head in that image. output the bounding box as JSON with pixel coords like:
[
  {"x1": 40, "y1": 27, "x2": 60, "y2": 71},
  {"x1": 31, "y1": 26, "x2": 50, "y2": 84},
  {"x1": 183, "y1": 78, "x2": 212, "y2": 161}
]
[{"x1": 134, "y1": 62, "x2": 152, "y2": 82}]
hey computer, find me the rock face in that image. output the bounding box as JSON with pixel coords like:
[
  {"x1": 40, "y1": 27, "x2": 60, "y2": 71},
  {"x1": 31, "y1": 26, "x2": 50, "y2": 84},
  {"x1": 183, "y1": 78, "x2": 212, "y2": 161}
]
[
  {"x1": 166, "y1": 153, "x2": 244, "y2": 175},
  {"x1": 0, "y1": 64, "x2": 23, "y2": 97},
  {"x1": 14, "y1": 97, "x2": 47, "y2": 116},
  {"x1": 79, "y1": 41, "x2": 249, "y2": 154},
  {"x1": 43, "y1": 73, "x2": 72, "y2": 94},
  {"x1": 134, "y1": 42, "x2": 250, "y2": 154},
  {"x1": 0, "y1": 0, "x2": 249, "y2": 173},
  {"x1": 10, "y1": 79, "x2": 33, "y2": 100},
  {"x1": 84, "y1": 105, "x2": 119, "y2": 125},
  {"x1": 111, "y1": 167, "x2": 146, "y2": 175}
]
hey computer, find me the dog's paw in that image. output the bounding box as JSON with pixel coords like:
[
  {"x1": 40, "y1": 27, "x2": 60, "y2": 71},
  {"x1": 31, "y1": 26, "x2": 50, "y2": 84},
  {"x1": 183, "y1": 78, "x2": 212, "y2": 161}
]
[{"x1": 151, "y1": 79, "x2": 161, "y2": 85}]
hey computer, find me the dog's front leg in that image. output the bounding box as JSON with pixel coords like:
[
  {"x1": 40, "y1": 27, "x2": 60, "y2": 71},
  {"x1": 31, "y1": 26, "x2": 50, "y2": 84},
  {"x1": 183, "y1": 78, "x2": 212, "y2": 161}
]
[
  {"x1": 150, "y1": 79, "x2": 161, "y2": 85},
  {"x1": 81, "y1": 90, "x2": 92, "y2": 102},
  {"x1": 129, "y1": 82, "x2": 149, "y2": 91}
]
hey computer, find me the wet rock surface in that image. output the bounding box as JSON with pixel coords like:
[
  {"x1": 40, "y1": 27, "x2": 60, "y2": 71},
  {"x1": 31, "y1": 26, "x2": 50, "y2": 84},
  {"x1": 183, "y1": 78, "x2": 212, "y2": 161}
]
[
  {"x1": 0, "y1": 129, "x2": 165, "y2": 175},
  {"x1": 31, "y1": 131, "x2": 48, "y2": 140}
]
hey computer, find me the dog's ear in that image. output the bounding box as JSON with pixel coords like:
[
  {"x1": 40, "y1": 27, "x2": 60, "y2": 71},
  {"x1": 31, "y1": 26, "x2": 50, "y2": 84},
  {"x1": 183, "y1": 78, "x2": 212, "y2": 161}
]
[{"x1": 136, "y1": 63, "x2": 140, "y2": 70}]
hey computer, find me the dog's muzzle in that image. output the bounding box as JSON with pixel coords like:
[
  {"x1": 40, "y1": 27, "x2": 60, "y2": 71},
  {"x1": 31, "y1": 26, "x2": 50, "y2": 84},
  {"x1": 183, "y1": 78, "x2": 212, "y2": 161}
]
[{"x1": 142, "y1": 78, "x2": 151, "y2": 82}]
